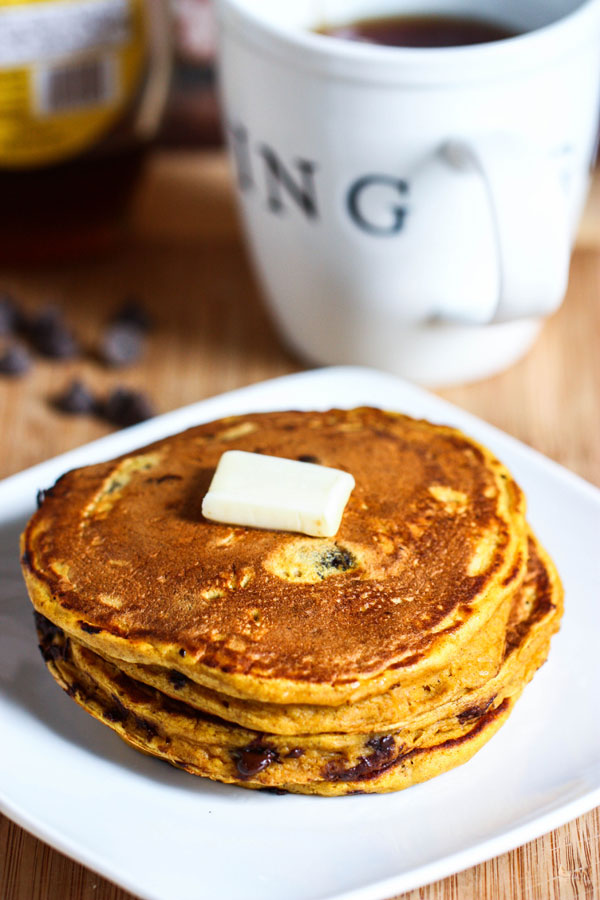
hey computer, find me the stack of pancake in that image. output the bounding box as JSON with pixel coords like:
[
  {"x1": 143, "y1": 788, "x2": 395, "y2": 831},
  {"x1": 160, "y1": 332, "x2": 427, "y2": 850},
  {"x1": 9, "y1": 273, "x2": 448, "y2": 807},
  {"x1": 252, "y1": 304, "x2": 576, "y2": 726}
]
[{"x1": 21, "y1": 408, "x2": 562, "y2": 795}]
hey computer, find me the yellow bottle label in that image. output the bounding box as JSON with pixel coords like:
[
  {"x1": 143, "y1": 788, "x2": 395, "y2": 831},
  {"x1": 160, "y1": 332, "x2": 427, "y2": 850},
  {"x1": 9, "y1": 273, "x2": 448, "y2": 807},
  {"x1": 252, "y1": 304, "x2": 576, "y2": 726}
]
[{"x1": 0, "y1": 0, "x2": 147, "y2": 168}]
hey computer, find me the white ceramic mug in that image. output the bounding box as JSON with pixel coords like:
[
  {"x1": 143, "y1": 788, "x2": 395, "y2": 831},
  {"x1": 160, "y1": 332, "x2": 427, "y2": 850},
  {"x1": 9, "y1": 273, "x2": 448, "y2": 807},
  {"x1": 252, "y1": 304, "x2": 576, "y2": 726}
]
[{"x1": 215, "y1": 0, "x2": 600, "y2": 385}]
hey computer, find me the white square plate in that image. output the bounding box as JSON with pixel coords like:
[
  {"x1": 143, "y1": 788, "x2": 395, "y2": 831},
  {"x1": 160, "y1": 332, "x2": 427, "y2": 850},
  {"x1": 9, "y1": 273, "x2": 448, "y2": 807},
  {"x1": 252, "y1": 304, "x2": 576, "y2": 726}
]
[{"x1": 1, "y1": 366, "x2": 599, "y2": 900}]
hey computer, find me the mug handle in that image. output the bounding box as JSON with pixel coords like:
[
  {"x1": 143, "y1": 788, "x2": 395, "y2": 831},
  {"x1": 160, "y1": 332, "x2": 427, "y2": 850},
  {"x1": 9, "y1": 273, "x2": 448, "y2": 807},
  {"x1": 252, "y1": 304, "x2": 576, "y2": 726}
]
[{"x1": 442, "y1": 137, "x2": 571, "y2": 323}]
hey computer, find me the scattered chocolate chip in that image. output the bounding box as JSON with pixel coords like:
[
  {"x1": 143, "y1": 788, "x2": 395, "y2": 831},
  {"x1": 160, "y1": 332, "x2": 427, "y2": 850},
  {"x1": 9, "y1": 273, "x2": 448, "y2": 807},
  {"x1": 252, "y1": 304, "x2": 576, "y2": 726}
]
[
  {"x1": 316, "y1": 546, "x2": 356, "y2": 577},
  {"x1": 135, "y1": 716, "x2": 159, "y2": 740},
  {"x1": 105, "y1": 703, "x2": 127, "y2": 724},
  {"x1": 168, "y1": 670, "x2": 189, "y2": 690},
  {"x1": 112, "y1": 298, "x2": 153, "y2": 333},
  {"x1": 0, "y1": 292, "x2": 21, "y2": 335},
  {"x1": 54, "y1": 379, "x2": 97, "y2": 415},
  {"x1": 259, "y1": 787, "x2": 289, "y2": 795},
  {"x1": 102, "y1": 387, "x2": 155, "y2": 427},
  {"x1": 100, "y1": 322, "x2": 145, "y2": 368},
  {"x1": 79, "y1": 621, "x2": 102, "y2": 634},
  {"x1": 36, "y1": 489, "x2": 46, "y2": 508},
  {"x1": 285, "y1": 748, "x2": 304, "y2": 759},
  {"x1": 297, "y1": 454, "x2": 319, "y2": 464},
  {"x1": 27, "y1": 307, "x2": 79, "y2": 359},
  {"x1": 0, "y1": 342, "x2": 31, "y2": 376},
  {"x1": 322, "y1": 734, "x2": 399, "y2": 783},
  {"x1": 457, "y1": 697, "x2": 495, "y2": 724},
  {"x1": 178, "y1": 648, "x2": 186, "y2": 657},
  {"x1": 233, "y1": 744, "x2": 279, "y2": 779},
  {"x1": 366, "y1": 735, "x2": 395, "y2": 755}
]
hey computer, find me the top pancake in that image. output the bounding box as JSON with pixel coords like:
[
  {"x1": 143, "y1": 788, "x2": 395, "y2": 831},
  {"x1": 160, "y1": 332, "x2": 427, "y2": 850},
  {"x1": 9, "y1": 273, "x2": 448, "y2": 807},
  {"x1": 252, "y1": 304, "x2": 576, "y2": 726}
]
[{"x1": 22, "y1": 407, "x2": 526, "y2": 705}]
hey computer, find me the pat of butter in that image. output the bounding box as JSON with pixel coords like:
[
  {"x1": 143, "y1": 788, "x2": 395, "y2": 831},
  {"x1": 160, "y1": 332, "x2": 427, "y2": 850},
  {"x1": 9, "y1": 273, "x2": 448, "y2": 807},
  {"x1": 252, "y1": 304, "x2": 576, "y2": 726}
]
[{"x1": 202, "y1": 450, "x2": 355, "y2": 537}]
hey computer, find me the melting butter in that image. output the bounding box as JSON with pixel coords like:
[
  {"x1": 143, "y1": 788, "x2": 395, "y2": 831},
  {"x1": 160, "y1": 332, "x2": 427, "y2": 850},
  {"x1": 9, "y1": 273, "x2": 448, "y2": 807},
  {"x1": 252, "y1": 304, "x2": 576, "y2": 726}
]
[{"x1": 201, "y1": 450, "x2": 355, "y2": 537}]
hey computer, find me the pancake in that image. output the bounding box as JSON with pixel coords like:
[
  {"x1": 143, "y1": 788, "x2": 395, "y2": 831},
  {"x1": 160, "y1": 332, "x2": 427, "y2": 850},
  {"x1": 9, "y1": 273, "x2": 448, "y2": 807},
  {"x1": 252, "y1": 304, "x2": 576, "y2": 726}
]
[
  {"x1": 84, "y1": 568, "x2": 522, "y2": 735},
  {"x1": 34, "y1": 533, "x2": 562, "y2": 795},
  {"x1": 22, "y1": 407, "x2": 527, "y2": 706}
]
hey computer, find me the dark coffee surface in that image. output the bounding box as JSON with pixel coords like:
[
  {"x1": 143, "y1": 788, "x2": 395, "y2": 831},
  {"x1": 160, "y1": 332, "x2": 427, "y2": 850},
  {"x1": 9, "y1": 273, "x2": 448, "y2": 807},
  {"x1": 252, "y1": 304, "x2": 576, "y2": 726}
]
[{"x1": 317, "y1": 14, "x2": 519, "y2": 48}]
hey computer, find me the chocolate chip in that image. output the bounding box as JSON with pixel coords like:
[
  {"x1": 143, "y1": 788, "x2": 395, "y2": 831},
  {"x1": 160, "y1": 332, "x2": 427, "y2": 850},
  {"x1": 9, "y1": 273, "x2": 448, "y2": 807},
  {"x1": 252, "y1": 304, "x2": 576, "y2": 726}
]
[
  {"x1": 298, "y1": 454, "x2": 319, "y2": 464},
  {"x1": 0, "y1": 292, "x2": 21, "y2": 335},
  {"x1": 36, "y1": 489, "x2": 46, "y2": 508},
  {"x1": 135, "y1": 716, "x2": 158, "y2": 739},
  {"x1": 178, "y1": 648, "x2": 186, "y2": 657},
  {"x1": 322, "y1": 734, "x2": 399, "y2": 783},
  {"x1": 79, "y1": 621, "x2": 102, "y2": 634},
  {"x1": 366, "y1": 735, "x2": 395, "y2": 755},
  {"x1": 105, "y1": 703, "x2": 127, "y2": 724},
  {"x1": 0, "y1": 342, "x2": 31, "y2": 375},
  {"x1": 168, "y1": 670, "x2": 189, "y2": 690},
  {"x1": 233, "y1": 744, "x2": 278, "y2": 779},
  {"x1": 54, "y1": 379, "x2": 97, "y2": 415},
  {"x1": 102, "y1": 387, "x2": 155, "y2": 428},
  {"x1": 112, "y1": 299, "x2": 153, "y2": 333},
  {"x1": 457, "y1": 697, "x2": 495, "y2": 724},
  {"x1": 285, "y1": 748, "x2": 304, "y2": 759},
  {"x1": 100, "y1": 323, "x2": 144, "y2": 368},
  {"x1": 316, "y1": 546, "x2": 356, "y2": 577},
  {"x1": 27, "y1": 307, "x2": 79, "y2": 359}
]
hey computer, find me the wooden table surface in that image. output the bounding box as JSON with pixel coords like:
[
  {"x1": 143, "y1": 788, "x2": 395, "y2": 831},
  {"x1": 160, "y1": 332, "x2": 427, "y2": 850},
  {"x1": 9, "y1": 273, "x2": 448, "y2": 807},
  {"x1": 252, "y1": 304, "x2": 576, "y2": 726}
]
[{"x1": 1, "y1": 151, "x2": 599, "y2": 900}]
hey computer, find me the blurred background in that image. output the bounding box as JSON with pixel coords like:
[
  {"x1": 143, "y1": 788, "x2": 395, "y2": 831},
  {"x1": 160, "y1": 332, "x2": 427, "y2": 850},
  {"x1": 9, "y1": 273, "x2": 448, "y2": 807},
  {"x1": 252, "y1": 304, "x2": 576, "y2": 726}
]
[
  {"x1": 0, "y1": 0, "x2": 221, "y2": 262},
  {"x1": 0, "y1": 0, "x2": 597, "y2": 483}
]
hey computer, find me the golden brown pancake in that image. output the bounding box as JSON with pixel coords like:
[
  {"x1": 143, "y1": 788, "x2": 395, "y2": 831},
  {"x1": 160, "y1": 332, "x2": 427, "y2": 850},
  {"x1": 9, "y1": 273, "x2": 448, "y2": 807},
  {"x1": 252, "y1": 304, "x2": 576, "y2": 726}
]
[
  {"x1": 22, "y1": 407, "x2": 526, "y2": 706},
  {"x1": 23, "y1": 407, "x2": 562, "y2": 796},
  {"x1": 85, "y1": 569, "x2": 521, "y2": 736},
  {"x1": 34, "y1": 534, "x2": 562, "y2": 795}
]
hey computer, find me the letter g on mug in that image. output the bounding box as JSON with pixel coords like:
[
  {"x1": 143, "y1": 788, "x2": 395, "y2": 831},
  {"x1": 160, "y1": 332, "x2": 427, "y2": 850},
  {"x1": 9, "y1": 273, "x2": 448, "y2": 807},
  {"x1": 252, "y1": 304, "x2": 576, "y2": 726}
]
[{"x1": 216, "y1": 0, "x2": 600, "y2": 385}]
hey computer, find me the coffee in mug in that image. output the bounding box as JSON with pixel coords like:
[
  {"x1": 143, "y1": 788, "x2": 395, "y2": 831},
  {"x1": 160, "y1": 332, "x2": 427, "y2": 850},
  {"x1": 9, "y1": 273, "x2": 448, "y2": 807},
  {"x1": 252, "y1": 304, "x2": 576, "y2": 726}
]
[{"x1": 317, "y1": 14, "x2": 519, "y2": 48}]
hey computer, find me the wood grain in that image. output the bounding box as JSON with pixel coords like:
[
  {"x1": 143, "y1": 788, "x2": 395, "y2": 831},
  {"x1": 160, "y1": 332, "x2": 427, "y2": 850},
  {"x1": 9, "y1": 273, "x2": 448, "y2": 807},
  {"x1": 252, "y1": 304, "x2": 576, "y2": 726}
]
[{"x1": 0, "y1": 151, "x2": 598, "y2": 900}]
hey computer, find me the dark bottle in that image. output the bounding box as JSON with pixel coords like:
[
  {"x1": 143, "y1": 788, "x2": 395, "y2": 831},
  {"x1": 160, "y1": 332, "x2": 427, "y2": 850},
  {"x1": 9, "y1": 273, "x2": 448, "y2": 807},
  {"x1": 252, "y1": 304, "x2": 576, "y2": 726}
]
[{"x1": 0, "y1": 0, "x2": 171, "y2": 261}]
